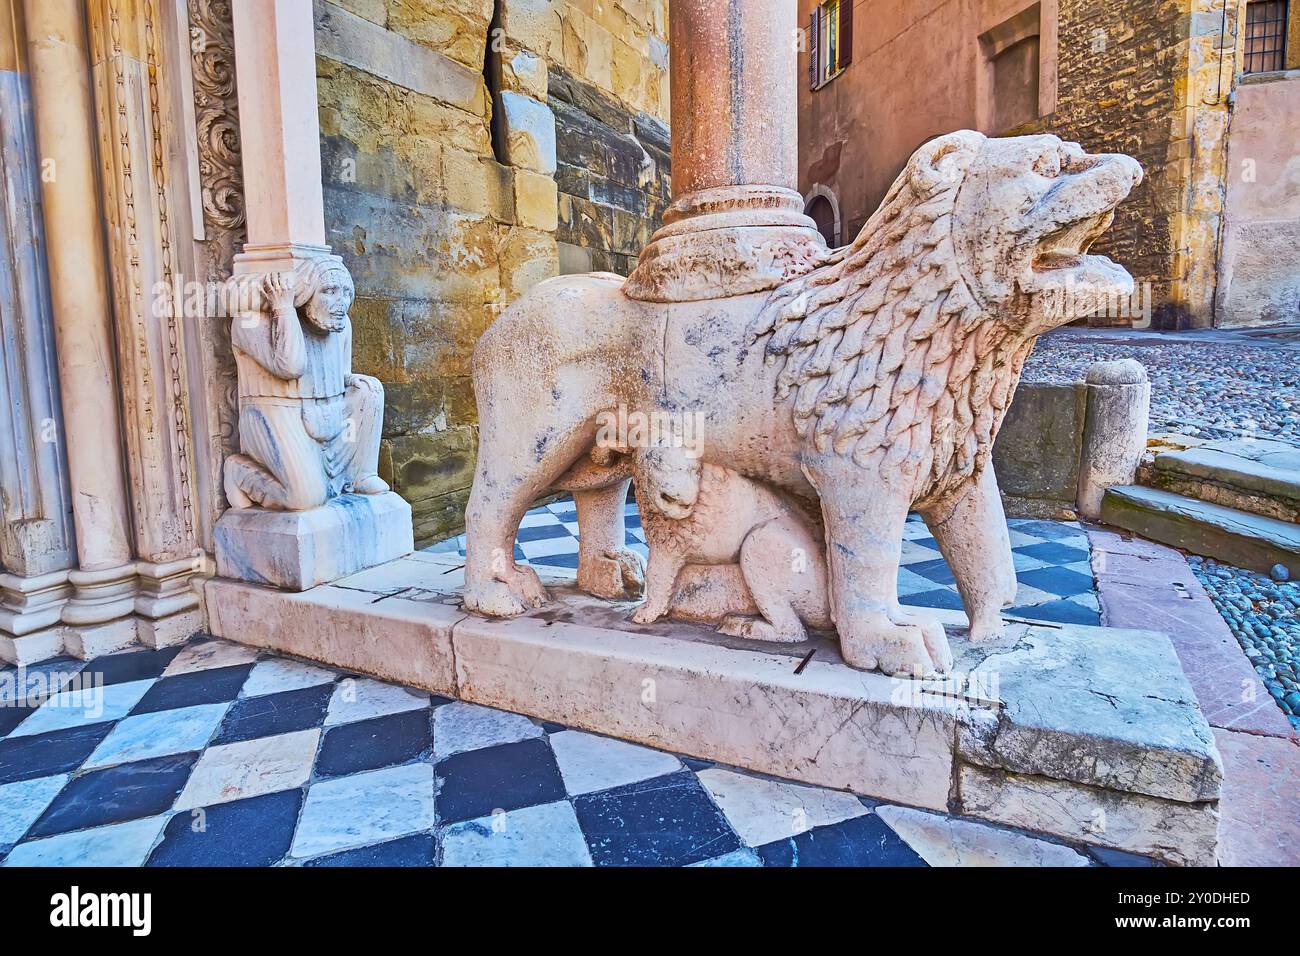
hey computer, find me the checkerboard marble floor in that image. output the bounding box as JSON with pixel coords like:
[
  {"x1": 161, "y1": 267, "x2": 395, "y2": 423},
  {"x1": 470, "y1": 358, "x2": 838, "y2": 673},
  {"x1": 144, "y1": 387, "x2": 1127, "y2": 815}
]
[
  {"x1": 0, "y1": 636, "x2": 1153, "y2": 867},
  {"x1": 427, "y1": 497, "x2": 1103, "y2": 627},
  {"x1": 0, "y1": 500, "x2": 1140, "y2": 868}
]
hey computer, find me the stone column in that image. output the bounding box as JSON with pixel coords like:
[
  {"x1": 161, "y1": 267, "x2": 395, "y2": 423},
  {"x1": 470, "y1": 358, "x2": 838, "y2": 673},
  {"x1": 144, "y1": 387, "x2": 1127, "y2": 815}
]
[
  {"x1": 0, "y1": 0, "x2": 76, "y2": 663},
  {"x1": 213, "y1": 0, "x2": 412, "y2": 591},
  {"x1": 23, "y1": 0, "x2": 138, "y2": 655},
  {"x1": 229, "y1": 0, "x2": 327, "y2": 273},
  {"x1": 624, "y1": 0, "x2": 827, "y2": 301},
  {"x1": 1077, "y1": 359, "x2": 1151, "y2": 519}
]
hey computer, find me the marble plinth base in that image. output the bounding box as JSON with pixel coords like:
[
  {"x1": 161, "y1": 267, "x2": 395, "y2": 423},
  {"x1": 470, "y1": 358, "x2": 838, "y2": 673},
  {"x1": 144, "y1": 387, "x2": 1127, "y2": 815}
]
[
  {"x1": 214, "y1": 492, "x2": 414, "y2": 591},
  {"x1": 0, "y1": 626, "x2": 66, "y2": 666},
  {"x1": 204, "y1": 552, "x2": 1222, "y2": 865}
]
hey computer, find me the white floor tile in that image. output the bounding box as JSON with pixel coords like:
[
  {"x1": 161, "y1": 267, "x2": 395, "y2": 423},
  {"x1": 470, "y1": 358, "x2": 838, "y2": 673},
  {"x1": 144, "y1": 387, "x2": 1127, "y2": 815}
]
[
  {"x1": 875, "y1": 804, "x2": 1090, "y2": 866},
  {"x1": 84, "y1": 702, "x2": 229, "y2": 769},
  {"x1": 291, "y1": 763, "x2": 434, "y2": 859},
  {"x1": 548, "y1": 730, "x2": 682, "y2": 796},
  {"x1": 163, "y1": 639, "x2": 258, "y2": 677},
  {"x1": 324, "y1": 678, "x2": 429, "y2": 726},
  {"x1": 9, "y1": 678, "x2": 155, "y2": 738},
  {"x1": 897, "y1": 568, "x2": 940, "y2": 597},
  {"x1": 176, "y1": 728, "x2": 320, "y2": 810},
  {"x1": 3, "y1": 815, "x2": 168, "y2": 867},
  {"x1": 696, "y1": 769, "x2": 868, "y2": 847},
  {"x1": 433, "y1": 702, "x2": 542, "y2": 761},
  {"x1": 518, "y1": 536, "x2": 580, "y2": 559},
  {"x1": 441, "y1": 800, "x2": 592, "y2": 867},
  {"x1": 241, "y1": 658, "x2": 337, "y2": 698},
  {"x1": 0, "y1": 775, "x2": 69, "y2": 846}
]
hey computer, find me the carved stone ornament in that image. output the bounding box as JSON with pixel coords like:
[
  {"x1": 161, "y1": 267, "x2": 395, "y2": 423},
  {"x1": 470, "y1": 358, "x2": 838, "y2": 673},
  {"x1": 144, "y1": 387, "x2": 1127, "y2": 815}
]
[
  {"x1": 463, "y1": 131, "x2": 1143, "y2": 677},
  {"x1": 222, "y1": 255, "x2": 389, "y2": 511}
]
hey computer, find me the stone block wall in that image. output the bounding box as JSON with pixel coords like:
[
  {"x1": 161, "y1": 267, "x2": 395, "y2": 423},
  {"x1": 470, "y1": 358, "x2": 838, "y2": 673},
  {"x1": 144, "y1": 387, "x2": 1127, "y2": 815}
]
[
  {"x1": 314, "y1": 0, "x2": 669, "y2": 545},
  {"x1": 1050, "y1": 0, "x2": 1240, "y2": 329}
]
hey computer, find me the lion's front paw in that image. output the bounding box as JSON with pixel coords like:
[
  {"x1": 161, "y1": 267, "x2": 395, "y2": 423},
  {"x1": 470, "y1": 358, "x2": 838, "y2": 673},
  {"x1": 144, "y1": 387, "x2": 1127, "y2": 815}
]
[
  {"x1": 718, "y1": 615, "x2": 806, "y2": 644},
  {"x1": 839, "y1": 612, "x2": 953, "y2": 677},
  {"x1": 968, "y1": 611, "x2": 1007, "y2": 643},
  {"x1": 631, "y1": 602, "x2": 666, "y2": 625}
]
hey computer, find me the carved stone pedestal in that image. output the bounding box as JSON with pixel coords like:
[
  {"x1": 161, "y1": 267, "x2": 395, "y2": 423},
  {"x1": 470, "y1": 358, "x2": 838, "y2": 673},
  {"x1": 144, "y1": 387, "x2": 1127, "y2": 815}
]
[{"x1": 215, "y1": 492, "x2": 414, "y2": 591}]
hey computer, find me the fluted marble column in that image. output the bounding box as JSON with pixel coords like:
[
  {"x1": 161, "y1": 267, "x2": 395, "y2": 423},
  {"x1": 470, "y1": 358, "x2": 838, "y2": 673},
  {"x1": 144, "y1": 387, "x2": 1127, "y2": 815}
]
[{"x1": 23, "y1": 0, "x2": 138, "y2": 654}]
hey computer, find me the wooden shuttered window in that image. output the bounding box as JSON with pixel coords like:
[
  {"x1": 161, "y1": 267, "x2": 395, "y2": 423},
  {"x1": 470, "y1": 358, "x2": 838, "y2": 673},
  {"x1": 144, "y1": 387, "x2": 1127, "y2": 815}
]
[
  {"x1": 809, "y1": 6, "x2": 822, "y2": 89},
  {"x1": 839, "y1": 0, "x2": 853, "y2": 68},
  {"x1": 809, "y1": 1, "x2": 852, "y2": 90}
]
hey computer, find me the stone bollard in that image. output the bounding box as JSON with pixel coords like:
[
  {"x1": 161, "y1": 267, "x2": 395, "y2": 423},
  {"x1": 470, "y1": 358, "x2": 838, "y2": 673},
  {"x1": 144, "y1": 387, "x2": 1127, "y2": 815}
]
[{"x1": 1077, "y1": 359, "x2": 1151, "y2": 519}]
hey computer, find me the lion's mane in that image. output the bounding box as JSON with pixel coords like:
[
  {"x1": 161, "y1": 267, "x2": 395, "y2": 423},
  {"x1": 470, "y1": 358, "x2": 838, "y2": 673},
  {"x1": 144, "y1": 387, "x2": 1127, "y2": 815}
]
[{"x1": 748, "y1": 134, "x2": 1034, "y2": 506}]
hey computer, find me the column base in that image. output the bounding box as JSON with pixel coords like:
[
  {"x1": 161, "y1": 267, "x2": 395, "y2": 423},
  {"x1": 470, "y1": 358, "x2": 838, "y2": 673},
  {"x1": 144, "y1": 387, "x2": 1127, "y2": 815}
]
[
  {"x1": 623, "y1": 184, "x2": 830, "y2": 302},
  {"x1": 0, "y1": 625, "x2": 67, "y2": 666},
  {"x1": 0, "y1": 570, "x2": 71, "y2": 638},
  {"x1": 137, "y1": 607, "x2": 206, "y2": 649},
  {"x1": 63, "y1": 617, "x2": 139, "y2": 660},
  {"x1": 214, "y1": 491, "x2": 414, "y2": 591}
]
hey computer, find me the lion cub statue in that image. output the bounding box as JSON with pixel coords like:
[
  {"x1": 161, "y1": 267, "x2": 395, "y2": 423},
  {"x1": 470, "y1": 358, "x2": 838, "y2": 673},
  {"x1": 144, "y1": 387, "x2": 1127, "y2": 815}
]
[{"x1": 629, "y1": 443, "x2": 832, "y2": 644}]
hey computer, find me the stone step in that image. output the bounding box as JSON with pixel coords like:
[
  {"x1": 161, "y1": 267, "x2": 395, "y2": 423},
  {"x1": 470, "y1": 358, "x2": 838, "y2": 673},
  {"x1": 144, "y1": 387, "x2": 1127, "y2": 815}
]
[
  {"x1": 1101, "y1": 485, "x2": 1300, "y2": 577},
  {"x1": 1141, "y1": 438, "x2": 1300, "y2": 523}
]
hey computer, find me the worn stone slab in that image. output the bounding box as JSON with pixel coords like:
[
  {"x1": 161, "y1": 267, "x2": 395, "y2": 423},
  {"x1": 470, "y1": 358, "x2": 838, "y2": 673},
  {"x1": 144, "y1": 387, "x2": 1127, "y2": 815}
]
[
  {"x1": 1156, "y1": 438, "x2": 1300, "y2": 503},
  {"x1": 214, "y1": 492, "x2": 414, "y2": 591},
  {"x1": 956, "y1": 764, "x2": 1219, "y2": 867},
  {"x1": 1213, "y1": 728, "x2": 1300, "y2": 866},
  {"x1": 1101, "y1": 485, "x2": 1300, "y2": 577},
  {"x1": 452, "y1": 609, "x2": 962, "y2": 812},
  {"x1": 956, "y1": 621, "x2": 1223, "y2": 803},
  {"x1": 203, "y1": 576, "x2": 458, "y2": 696},
  {"x1": 1090, "y1": 528, "x2": 1294, "y2": 738},
  {"x1": 993, "y1": 382, "x2": 1086, "y2": 509}
]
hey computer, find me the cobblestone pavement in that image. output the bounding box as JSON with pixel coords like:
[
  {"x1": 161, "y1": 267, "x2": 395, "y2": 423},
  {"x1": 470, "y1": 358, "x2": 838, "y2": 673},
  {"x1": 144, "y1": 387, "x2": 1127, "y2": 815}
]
[
  {"x1": 1189, "y1": 557, "x2": 1300, "y2": 732},
  {"x1": 1025, "y1": 328, "x2": 1300, "y2": 444}
]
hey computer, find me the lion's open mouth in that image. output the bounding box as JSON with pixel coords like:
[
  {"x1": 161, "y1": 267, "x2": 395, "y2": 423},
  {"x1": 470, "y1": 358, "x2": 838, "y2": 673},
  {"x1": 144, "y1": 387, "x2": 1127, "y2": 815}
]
[{"x1": 1032, "y1": 210, "x2": 1115, "y2": 273}]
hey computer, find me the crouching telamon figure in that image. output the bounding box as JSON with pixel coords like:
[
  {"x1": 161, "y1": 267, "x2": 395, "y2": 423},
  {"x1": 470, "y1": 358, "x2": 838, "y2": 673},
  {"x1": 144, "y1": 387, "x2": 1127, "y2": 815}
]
[{"x1": 224, "y1": 255, "x2": 389, "y2": 512}]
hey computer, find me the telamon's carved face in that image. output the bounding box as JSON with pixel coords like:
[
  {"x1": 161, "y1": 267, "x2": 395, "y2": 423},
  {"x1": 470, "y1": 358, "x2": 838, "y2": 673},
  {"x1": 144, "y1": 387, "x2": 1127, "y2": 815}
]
[{"x1": 304, "y1": 268, "x2": 356, "y2": 334}]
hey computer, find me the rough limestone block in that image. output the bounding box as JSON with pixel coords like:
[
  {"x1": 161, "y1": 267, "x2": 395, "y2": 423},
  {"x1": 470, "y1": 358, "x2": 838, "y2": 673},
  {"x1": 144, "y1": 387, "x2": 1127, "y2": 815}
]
[
  {"x1": 214, "y1": 492, "x2": 414, "y2": 591},
  {"x1": 956, "y1": 621, "x2": 1223, "y2": 803},
  {"x1": 1155, "y1": 438, "x2": 1300, "y2": 508},
  {"x1": 1077, "y1": 359, "x2": 1150, "y2": 519},
  {"x1": 957, "y1": 764, "x2": 1220, "y2": 867},
  {"x1": 496, "y1": 91, "x2": 557, "y2": 175},
  {"x1": 514, "y1": 168, "x2": 559, "y2": 230}
]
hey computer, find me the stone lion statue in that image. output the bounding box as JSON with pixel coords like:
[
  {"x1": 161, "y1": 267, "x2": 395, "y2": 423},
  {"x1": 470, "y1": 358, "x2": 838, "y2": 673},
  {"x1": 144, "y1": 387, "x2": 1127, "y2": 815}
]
[{"x1": 463, "y1": 131, "x2": 1141, "y2": 676}]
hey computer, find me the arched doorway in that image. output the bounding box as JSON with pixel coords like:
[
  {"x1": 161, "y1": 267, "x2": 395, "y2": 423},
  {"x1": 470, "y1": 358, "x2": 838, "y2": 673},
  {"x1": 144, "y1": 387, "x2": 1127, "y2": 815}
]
[{"x1": 804, "y1": 185, "x2": 842, "y2": 247}]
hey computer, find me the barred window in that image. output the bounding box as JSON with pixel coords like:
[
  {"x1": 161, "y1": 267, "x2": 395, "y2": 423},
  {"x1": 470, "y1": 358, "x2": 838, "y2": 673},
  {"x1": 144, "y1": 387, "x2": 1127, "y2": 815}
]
[{"x1": 1244, "y1": 0, "x2": 1289, "y2": 74}]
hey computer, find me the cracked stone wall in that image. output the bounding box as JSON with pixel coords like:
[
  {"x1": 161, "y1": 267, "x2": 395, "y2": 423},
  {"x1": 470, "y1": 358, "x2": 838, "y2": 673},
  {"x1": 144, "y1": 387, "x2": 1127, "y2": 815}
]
[{"x1": 314, "y1": 0, "x2": 669, "y2": 545}]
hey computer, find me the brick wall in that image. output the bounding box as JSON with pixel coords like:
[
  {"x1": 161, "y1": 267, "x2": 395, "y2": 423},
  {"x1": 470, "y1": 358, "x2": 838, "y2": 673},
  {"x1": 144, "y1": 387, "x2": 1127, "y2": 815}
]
[
  {"x1": 314, "y1": 0, "x2": 668, "y2": 545},
  {"x1": 1050, "y1": 0, "x2": 1188, "y2": 326}
]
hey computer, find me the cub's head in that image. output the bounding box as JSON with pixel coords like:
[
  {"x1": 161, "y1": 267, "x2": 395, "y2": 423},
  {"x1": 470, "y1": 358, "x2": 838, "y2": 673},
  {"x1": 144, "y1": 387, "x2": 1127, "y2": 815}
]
[
  {"x1": 632, "y1": 443, "x2": 702, "y2": 521},
  {"x1": 927, "y1": 131, "x2": 1143, "y2": 334}
]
